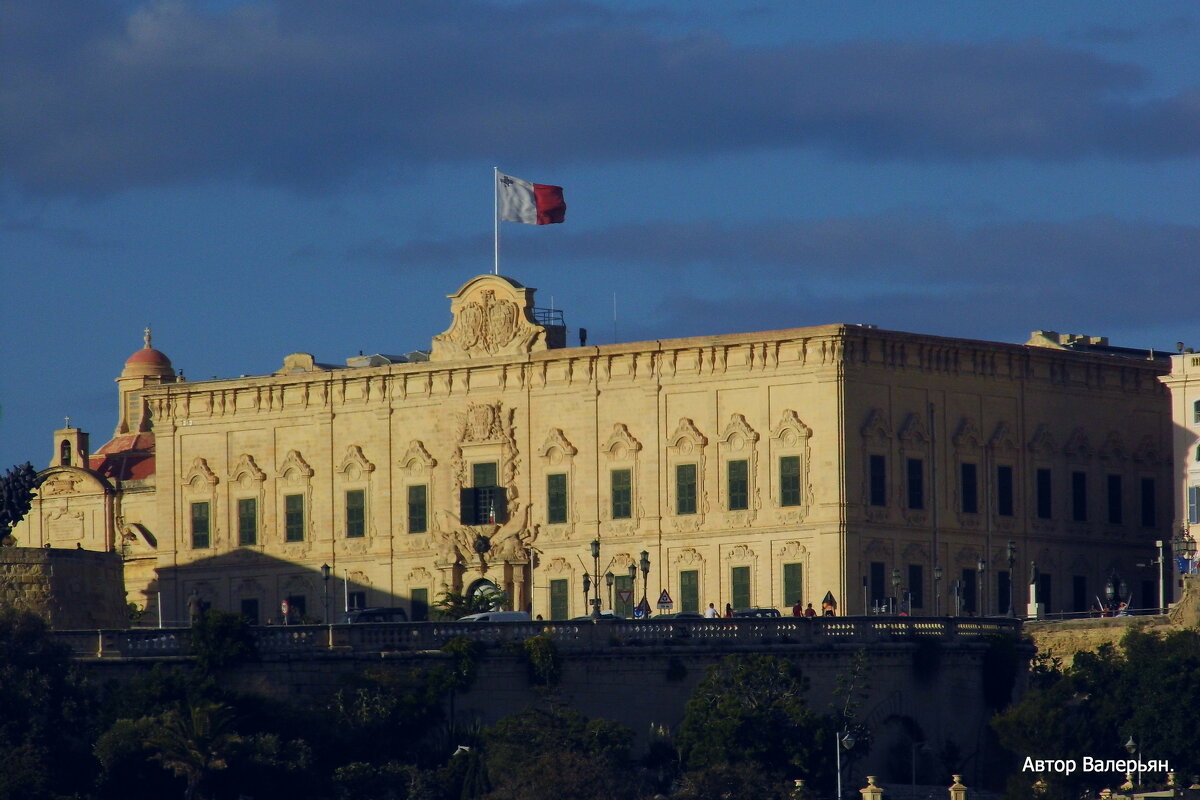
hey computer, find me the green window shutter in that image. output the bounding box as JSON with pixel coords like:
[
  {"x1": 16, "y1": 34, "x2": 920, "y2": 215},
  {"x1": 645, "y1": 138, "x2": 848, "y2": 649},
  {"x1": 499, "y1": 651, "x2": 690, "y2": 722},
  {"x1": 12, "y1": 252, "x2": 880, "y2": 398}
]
[
  {"x1": 550, "y1": 579, "x2": 569, "y2": 620},
  {"x1": 727, "y1": 459, "x2": 749, "y2": 510},
  {"x1": 614, "y1": 575, "x2": 634, "y2": 618},
  {"x1": 191, "y1": 502, "x2": 210, "y2": 549},
  {"x1": 676, "y1": 464, "x2": 697, "y2": 515},
  {"x1": 611, "y1": 469, "x2": 632, "y2": 519},
  {"x1": 547, "y1": 473, "x2": 568, "y2": 524},
  {"x1": 680, "y1": 569, "x2": 699, "y2": 614},
  {"x1": 238, "y1": 497, "x2": 257, "y2": 546},
  {"x1": 284, "y1": 494, "x2": 304, "y2": 542},
  {"x1": 783, "y1": 562, "x2": 802, "y2": 606},
  {"x1": 407, "y1": 485, "x2": 427, "y2": 533},
  {"x1": 346, "y1": 490, "x2": 366, "y2": 538},
  {"x1": 731, "y1": 565, "x2": 751, "y2": 610},
  {"x1": 410, "y1": 588, "x2": 429, "y2": 621},
  {"x1": 779, "y1": 456, "x2": 801, "y2": 506},
  {"x1": 472, "y1": 462, "x2": 498, "y2": 487}
]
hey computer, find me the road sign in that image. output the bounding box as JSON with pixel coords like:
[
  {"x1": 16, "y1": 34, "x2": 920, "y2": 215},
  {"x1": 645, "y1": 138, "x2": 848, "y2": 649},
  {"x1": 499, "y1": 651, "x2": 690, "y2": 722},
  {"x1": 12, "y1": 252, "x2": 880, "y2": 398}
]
[
  {"x1": 634, "y1": 597, "x2": 651, "y2": 618},
  {"x1": 617, "y1": 589, "x2": 633, "y2": 606},
  {"x1": 656, "y1": 589, "x2": 674, "y2": 610}
]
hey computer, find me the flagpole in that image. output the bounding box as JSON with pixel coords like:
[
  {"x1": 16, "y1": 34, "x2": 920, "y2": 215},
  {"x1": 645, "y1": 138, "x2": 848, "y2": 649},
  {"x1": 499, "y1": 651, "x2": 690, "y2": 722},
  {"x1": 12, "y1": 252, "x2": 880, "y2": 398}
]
[{"x1": 493, "y1": 167, "x2": 500, "y2": 275}]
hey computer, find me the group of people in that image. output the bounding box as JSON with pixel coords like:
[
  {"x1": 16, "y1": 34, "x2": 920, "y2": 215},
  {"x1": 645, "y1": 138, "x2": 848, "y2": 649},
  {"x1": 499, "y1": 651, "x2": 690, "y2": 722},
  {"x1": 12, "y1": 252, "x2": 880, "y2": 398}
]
[
  {"x1": 703, "y1": 602, "x2": 734, "y2": 618},
  {"x1": 697, "y1": 599, "x2": 836, "y2": 618}
]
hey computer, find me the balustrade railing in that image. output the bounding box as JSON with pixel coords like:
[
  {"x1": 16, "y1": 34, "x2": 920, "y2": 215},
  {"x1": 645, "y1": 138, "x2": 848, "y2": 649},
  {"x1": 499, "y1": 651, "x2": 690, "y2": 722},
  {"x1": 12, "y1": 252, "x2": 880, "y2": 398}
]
[{"x1": 53, "y1": 616, "x2": 1022, "y2": 659}]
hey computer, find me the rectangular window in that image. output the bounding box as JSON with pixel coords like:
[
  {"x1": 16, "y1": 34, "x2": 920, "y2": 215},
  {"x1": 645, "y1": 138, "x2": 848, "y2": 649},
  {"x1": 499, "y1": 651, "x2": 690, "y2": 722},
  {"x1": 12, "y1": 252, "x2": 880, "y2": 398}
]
[
  {"x1": 285, "y1": 594, "x2": 306, "y2": 622},
  {"x1": 238, "y1": 497, "x2": 257, "y2": 546},
  {"x1": 191, "y1": 501, "x2": 210, "y2": 549},
  {"x1": 346, "y1": 489, "x2": 366, "y2": 538},
  {"x1": 1141, "y1": 478, "x2": 1156, "y2": 528},
  {"x1": 239, "y1": 598, "x2": 259, "y2": 626},
  {"x1": 1037, "y1": 574, "x2": 1052, "y2": 613},
  {"x1": 410, "y1": 588, "x2": 429, "y2": 622},
  {"x1": 1107, "y1": 475, "x2": 1123, "y2": 525},
  {"x1": 907, "y1": 564, "x2": 924, "y2": 609},
  {"x1": 1071, "y1": 471, "x2": 1087, "y2": 522},
  {"x1": 961, "y1": 569, "x2": 977, "y2": 614},
  {"x1": 1189, "y1": 486, "x2": 1200, "y2": 525},
  {"x1": 731, "y1": 566, "x2": 751, "y2": 610},
  {"x1": 783, "y1": 563, "x2": 803, "y2": 607},
  {"x1": 284, "y1": 494, "x2": 304, "y2": 542},
  {"x1": 1037, "y1": 468, "x2": 1053, "y2": 519},
  {"x1": 676, "y1": 463, "x2": 697, "y2": 515},
  {"x1": 680, "y1": 569, "x2": 699, "y2": 614},
  {"x1": 960, "y1": 462, "x2": 978, "y2": 514},
  {"x1": 1142, "y1": 580, "x2": 1155, "y2": 612},
  {"x1": 459, "y1": 486, "x2": 507, "y2": 525},
  {"x1": 869, "y1": 455, "x2": 887, "y2": 506},
  {"x1": 347, "y1": 591, "x2": 366, "y2": 611},
  {"x1": 472, "y1": 462, "x2": 498, "y2": 488},
  {"x1": 779, "y1": 456, "x2": 801, "y2": 507},
  {"x1": 997, "y1": 571, "x2": 1011, "y2": 616},
  {"x1": 870, "y1": 561, "x2": 886, "y2": 605},
  {"x1": 408, "y1": 485, "x2": 428, "y2": 533},
  {"x1": 906, "y1": 458, "x2": 924, "y2": 510},
  {"x1": 997, "y1": 465, "x2": 1014, "y2": 517},
  {"x1": 614, "y1": 575, "x2": 634, "y2": 618},
  {"x1": 611, "y1": 469, "x2": 632, "y2": 520},
  {"x1": 1072, "y1": 575, "x2": 1087, "y2": 613},
  {"x1": 728, "y1": 460, "x2": 750, "y2": 510},
  {"x1": 546, "y1": 473, "x2": 568, "y2": 524},
  {"x1": 549, "y1": 579, "x2": 569, "y2": 620}
]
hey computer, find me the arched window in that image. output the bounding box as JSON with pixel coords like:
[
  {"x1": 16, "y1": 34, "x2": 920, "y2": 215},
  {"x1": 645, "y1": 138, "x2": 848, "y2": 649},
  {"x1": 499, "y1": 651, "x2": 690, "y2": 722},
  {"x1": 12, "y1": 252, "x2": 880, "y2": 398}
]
[
  {"x1": 1194, "y1": 399, "x2": 1200, "y2": 425},
  {"x1": 60, "y1": 439, "x2": 71, "y2": 466}
]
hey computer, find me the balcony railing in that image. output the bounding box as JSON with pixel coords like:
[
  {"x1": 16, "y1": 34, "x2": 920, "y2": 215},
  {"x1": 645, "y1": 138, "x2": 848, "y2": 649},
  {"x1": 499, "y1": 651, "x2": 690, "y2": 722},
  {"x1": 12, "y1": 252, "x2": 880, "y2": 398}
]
[{"x1": 51, "y1": 616, "x2": 1022, "y2": 659}]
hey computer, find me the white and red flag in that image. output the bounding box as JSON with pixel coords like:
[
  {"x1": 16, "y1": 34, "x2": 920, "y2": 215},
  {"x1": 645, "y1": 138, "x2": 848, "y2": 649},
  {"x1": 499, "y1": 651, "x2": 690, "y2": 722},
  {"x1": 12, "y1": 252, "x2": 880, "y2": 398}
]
[{"x1": 496, "y1": 172, "x2": 566, "y2": 225}]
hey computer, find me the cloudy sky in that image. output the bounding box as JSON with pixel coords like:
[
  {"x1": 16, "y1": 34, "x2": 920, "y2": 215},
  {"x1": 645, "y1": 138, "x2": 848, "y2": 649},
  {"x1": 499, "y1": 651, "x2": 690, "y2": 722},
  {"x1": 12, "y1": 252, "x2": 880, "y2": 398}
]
[{"x1": 3, "y1": 0, "x2": 1198, "y2": 468}]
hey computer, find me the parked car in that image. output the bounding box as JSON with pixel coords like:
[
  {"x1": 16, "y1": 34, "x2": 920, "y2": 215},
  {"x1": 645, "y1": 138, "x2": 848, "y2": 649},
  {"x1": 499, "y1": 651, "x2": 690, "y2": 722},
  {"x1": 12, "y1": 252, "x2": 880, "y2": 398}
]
[
  {"x1": 457, "y1": 610, "x2": 532, "y2": 622},
  {"x1": 732, "y1": 607, "x2": 781, "y2": 618},
  {"x1": 570, "y1": 611, "x2": 626, "y2": 621},
  {"x1": 653, "y1": 612, "x2": 705, "y2": 620},
  {"x1": 343, "y1": 607, "x2": 410, "y2": 624}
]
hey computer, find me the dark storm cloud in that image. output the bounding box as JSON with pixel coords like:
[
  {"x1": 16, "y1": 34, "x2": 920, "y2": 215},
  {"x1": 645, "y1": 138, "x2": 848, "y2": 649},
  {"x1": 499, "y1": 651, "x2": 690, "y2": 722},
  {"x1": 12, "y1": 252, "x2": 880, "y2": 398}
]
[
  {"x1": 376, "y1": 213, "x2": 1199, "y2": 339},
  {"x1": 4, "y1": 0, "x2": 1199, "y2": 197}
]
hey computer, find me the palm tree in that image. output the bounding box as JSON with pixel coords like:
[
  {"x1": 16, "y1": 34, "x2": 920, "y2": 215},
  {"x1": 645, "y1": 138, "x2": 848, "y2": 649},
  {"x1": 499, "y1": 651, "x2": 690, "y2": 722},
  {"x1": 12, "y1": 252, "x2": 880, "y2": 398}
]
[
  {"x1": 432, "y1": 588, "x2": 507, "y2": 620},
  {"x1": 145, "y1": 701, "x2": 242, "y2": 800}
]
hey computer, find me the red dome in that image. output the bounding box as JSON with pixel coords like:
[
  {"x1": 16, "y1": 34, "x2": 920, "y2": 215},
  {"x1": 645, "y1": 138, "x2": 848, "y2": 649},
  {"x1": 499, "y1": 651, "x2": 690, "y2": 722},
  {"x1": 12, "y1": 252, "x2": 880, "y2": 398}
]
[{"x1": 126, "y1": 347, "x2": 172, "y2": 368}]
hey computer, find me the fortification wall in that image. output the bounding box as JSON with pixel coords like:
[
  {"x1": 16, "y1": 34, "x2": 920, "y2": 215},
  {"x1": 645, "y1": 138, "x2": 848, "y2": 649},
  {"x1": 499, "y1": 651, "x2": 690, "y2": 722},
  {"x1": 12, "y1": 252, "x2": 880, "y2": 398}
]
[{"x1": 0, "y1": 547, "x2": 128, "y2": 628}]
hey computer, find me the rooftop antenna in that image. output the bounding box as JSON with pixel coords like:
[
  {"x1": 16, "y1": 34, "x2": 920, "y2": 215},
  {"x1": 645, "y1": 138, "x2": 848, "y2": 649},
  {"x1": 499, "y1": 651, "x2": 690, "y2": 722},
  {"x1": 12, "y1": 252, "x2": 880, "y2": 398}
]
[{"x1": 612, "y1": 292, "x2": 617, "y2": 344}]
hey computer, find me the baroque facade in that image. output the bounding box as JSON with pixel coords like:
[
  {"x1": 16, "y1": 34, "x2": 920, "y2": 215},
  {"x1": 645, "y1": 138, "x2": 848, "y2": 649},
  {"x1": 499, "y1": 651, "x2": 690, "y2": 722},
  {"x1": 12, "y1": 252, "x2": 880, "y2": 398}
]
[{"x1": 14, "y1": 275, "x2": 1174, "y2": 623}]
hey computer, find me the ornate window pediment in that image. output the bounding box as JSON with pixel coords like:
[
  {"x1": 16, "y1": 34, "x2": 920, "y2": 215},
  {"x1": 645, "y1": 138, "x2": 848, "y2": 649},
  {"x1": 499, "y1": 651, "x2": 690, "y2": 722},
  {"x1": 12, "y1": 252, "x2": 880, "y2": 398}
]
[
  {"x1": 339, "y1": 445, "x2": 377, "y2": 476},
  {"x1": 898, "y1": 413, "x2": 929, "y2": 448},
  {"x1": 719, "y1": 414, "x2": 759, "y2": 449},
  {"x1": 861, "y1": 408, "x2": 892, "y2": 442},
  {"x1": 1133, "y1": 434, "x2": 1161, "y2": 464},
  {"x1": 773, "y1": 410, "x2": 813, "y2": 444},
  {"x1": 1064, "y1": 428, "x2": 1093, "y2": 460},
  {"x1": 1028, "y1": 424, "x2": 1057, "y2": 458},
  {"x1": 538, "y1": 428, "x2": 578, "y2": 459},
  {"x1": 399, "y1": 440, "x2": 436, "y2": 472},
  {"x1": 988, "y1": 421, "x2": 1019, "y2": 455},
  {"x1": 182, "y1": 457, "x2": 219, "y2": 487},
  {"x1": 953, "y1": 418, "x2": 983, "y2": 450},
  {"x1": 229, "y1": 454, "x2": 266, "y2": 484},
  {"x1": 1098, "y1": 432, "x2": 1127, "y2": 462},
  {"x1": 668, "y1": 418, "x2": 708, "y2": 453},
  {"x1": 278, "y1": 450, "x2": 314, "y2": 480},
  {"x1": 602, "y1": 423, "x2": 642, "y2": 459}
]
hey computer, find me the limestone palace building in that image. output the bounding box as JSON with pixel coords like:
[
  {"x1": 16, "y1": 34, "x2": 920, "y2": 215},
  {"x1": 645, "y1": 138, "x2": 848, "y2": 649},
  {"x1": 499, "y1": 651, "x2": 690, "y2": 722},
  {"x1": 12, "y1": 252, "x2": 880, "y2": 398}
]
[{"x1": 14, "y1": 274, "x2": 1175, "y2": 624}]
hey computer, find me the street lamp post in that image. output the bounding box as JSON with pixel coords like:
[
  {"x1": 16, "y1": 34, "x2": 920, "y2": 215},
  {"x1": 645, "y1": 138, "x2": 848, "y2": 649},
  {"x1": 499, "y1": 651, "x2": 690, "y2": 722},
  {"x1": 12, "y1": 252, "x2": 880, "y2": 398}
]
[
  {"x1": 321, "y1": 563, "x2": 331, "y2": 624},
  {"x1": 836, "y1": 729, "x2": 856, "y2": 799},
  {"x1": 605, "y1": 571, "x2": 614, "y2": 612},
  {"x1": 1007, "y1": 541, "x2": 1016, "y2": 617},
  {"x1": 582, "y1": 573, "x2": 592, "y2": 616},
  {"x1": 977, "y1": 557, "x2": 986, "y2": 617},
  {"x1": 1125, "y1": 735, "x2": 1141, "y2": 788},
  {"x1": 590, "y1": 539, "x2": 602, "y2": 618},
  {"x1": 639, "y1": 550, "x2": 651, "y2": 617},
  {"x1": 890, "y1": 568, "x2": 901, "y2": 615},
  {"x1": 934, "y1": 565, "x2": 943, "y2": 616}
]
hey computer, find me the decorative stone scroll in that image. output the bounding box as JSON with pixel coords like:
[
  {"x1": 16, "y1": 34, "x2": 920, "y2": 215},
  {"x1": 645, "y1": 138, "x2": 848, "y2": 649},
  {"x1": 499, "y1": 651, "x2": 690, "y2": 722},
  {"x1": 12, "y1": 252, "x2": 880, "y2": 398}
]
[{"x1": 431, "y1": 275, "x2": 551, "y2": 361}]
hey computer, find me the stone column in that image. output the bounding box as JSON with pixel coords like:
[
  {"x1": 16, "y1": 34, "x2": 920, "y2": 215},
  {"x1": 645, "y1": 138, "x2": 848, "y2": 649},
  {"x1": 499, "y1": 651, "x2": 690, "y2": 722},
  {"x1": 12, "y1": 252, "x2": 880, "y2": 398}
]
[
  {"x1": 860, "y1": 775, "x2": 884, "y2": 799},
  {"x1": 949, "y1": 774, "x2": 967, "y2": 800}
]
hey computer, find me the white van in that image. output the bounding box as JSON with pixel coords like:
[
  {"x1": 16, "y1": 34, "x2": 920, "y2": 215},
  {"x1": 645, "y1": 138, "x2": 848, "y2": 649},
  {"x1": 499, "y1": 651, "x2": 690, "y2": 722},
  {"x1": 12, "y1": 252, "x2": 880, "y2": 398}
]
[{"x1": 457, "y1": 610, "x2": 532, "y2": 622}]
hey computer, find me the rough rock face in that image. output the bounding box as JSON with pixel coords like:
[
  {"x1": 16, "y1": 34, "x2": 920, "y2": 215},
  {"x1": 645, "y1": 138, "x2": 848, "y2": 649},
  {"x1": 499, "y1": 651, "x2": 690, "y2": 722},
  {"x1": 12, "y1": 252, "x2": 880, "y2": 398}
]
[{"x1": 0, "y1": 547, "x2": 127, "y2": 629}]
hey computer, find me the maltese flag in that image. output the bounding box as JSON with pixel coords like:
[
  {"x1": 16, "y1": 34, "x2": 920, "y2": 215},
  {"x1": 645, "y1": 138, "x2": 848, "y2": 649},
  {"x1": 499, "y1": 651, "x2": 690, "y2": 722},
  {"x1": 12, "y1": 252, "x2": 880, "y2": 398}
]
[{"x1": 497, "y1": 172, "x2": 566, "y2": 225}]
